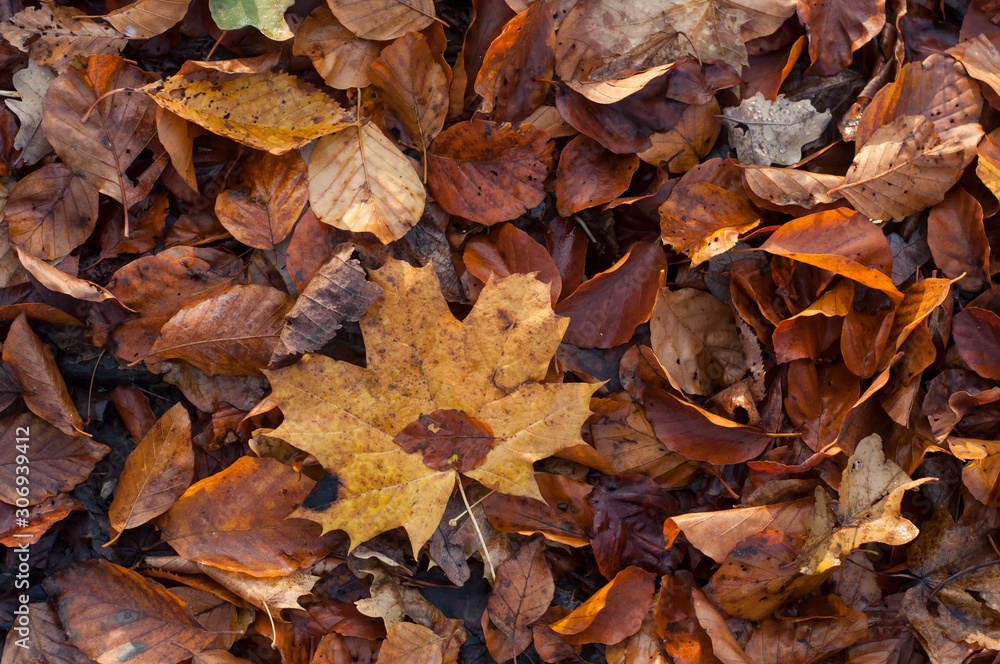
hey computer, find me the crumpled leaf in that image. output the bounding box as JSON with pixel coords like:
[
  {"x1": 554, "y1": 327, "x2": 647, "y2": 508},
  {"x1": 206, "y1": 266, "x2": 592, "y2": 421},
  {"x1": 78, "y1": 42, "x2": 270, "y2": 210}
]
[
  {"x1": 797, "y1": 0, "x2": 886, "y2": 76},
  {"x1": 722, "y1": 93, "x2": 831, "y2": 166},
  {"x1": 208, "y1": 0, "x2": 294, "y2": 41},
  {"x1": 798, "y1": 434, "x2": 935, "y2": 574},
  {"x1": 5, "y1": 60, "x2": 55, "y2": 166},
  {"x1": 267, "y1": 259, "x2": 597, "y2": 557},
  {"x1": 139, "y1": 71, "x2": 349, "y2": 154}
]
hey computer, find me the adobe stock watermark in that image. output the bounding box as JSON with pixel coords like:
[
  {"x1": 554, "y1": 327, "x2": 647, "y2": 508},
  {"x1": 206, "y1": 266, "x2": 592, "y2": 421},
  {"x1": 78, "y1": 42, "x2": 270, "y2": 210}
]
[{"x1": 11, "y1": 421, "x2": 31, "y2": 649}]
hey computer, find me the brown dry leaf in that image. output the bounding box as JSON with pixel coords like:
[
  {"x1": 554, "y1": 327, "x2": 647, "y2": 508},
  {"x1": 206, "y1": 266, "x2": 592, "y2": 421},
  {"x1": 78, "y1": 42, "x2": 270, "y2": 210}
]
[
  {"x1": 0, "y1": 413, "x2": 108, "y2": 506},
  {"x1": 3, "y1": 314, "x2": 86, "y2": 436},
  {"x1": 744, "y1": 595, "x2": 868, "y2": 664},
  {"x1": 215, "y1": 150, "x2": 308, "y2": 250},
  {"x1": 157, "y1": 456, "x2": 331, "y2": 577},
  {"x1": 463, "y1": 223, "x2": 562, "y2": 305},
  {"x1": 927, "y1": 187, "x2": 991, "y2": 292},
  {"x1": 484, "y1": 539, "x2": 554, "y2": 661},
  {"x1": 43, "y1": 55, "x2": 164, "y2": 212},
  {"x1": 588, "y1": 394, "x2": 699, "y2": 487},
  {"x1": 659, "y1": 182, "x2": 761, "y2": 267},
  {"x1": 5, "y1": 163, "x2": 99, "y2": 261},
  {"x1": 798, "y1": 434, "x2": 934, "y2": 574},
  {"x1": 370, "y1": 32, "x2": 449, "y2": 152},
  {"x1": 949, "y1": 438, "x2": 1000, "y2": 507},
  {"x1": 0, "y1": 601, "x2": 92, "y2": 664},
  {"x1": 328, "y1": 0, "x2": 436, "y2": 41},
  {"x1": 427, "y1": 120, "x2": 554, "y2": 224},
  {"x1": 709, "y1": 530, "x2": 824, "y2": 620},
  {"x1": 555, "y1": 240, "x2": 667, "y2": 348},
  {"x1": 275, "y1": 244, "x2": 383, "y2": 357},
  {"x1": 107, "y1": 402, "x2": 193, "y2": 545},
  {"x1": 139, "y1": 71, "x2": 349, "y2": 154},
  {"x1": 977, "y1": 127, "x2": 1000, "y2": 202},
  {"x1": 44, "y1": 559, "x2": 214, "y2": 664},
  {"x1": 855, "y1": 54, "x2": 982, "y2": 149},
  {"x1": 743, "y1": 167, "x2": 844, "y2": 210},
  {"x1": 952, "y1": 307, "x2": 1000, "y2": 381},
  {"x1": 691, "y1": 588, "x2": 755, "y2": 664},
  {"x1": 784, "y1": 360, "x2": 860, "y2": 451},
  {"x1": 0, "y1": 494, "x2": 83, "y2": 546},
  {"x1": 649, "y1": 287, "x2": 746, "y2": 396},
  {"x1": 294, "y1": 6, "x2": 383, "y2": 90},
  {"x1": 475, "y1": 2, "x2": 554, "y2": 122},
  {"x1": 267, "y1": 259, "x2": 597, "y2": 556},
  {"x1": 156, "y1": 107, "x2": 199, "y2": 191},
  {"x1": 664, "y1": 497, "x2": 814, "y2": 562},
  {"x1": 722, "y1": 93, "x2": 831, "y2": 166},
  {"x1": 0, "y1": 4, "x2": 127, "y2": 70},
  {"x1": 147, "y1": 284, "x2": 294, "y2": 377},
  {"x1": 199, "y1": 565, "x2": 318, "y2": 611},
  {"x1": 950, "y1": 34, "x2": 1000, "y2": 99},
  {"x1": 609, "y1": 596, "x2": 666, "y2": 664},
  {"x1": 108, "y1": 253, "x2": 233, "y2": 364},
  {"x1": 639, "y1": 100, "x2": 722, "y2": 174},
  {"x1": 308, "y1": 121, "x2": 425, "y2": 243},
  {"x1": 654, "y1": 573, "x2": 715, "y2": 664},
  {"x1": 556, "y1": 134, "x2": 638, "y2": 216},
  {"x1": 759, "y1": 208, "x2": 901, "y2": 301},
  {"x1": 549, "y1": 567, "x2": 656, "y2": 645},
  {"x1": 831, "y1": 114, "x2": 982, "y2": 221},
  {"x1": 901, "y1": 521, "x2": 1000, "y2": 657},
  {"x1": 15, "y1": 247, "x2": 126, "y2": 308},
  {"x1": 5, "y1": 60, "x2": 55, "y2": 166},
  {"x1": 104, "y1": 0, "x2": 190, "y2": 39},
  {"x1": 797, "y1": 0, "x2": 886, "y2": 75}
]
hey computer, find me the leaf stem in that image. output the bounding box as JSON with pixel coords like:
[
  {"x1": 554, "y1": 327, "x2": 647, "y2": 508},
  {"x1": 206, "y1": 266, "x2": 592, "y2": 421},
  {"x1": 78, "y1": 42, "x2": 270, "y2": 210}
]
[{"x1": 457, "y1": 479, "x2": 495, "y2": 583}]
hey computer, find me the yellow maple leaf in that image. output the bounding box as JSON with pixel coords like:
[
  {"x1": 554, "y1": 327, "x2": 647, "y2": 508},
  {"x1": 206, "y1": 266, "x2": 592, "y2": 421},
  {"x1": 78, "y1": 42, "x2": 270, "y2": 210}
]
[{"x1": 267, "y1": 259, "x2": 598, "y2": 556}]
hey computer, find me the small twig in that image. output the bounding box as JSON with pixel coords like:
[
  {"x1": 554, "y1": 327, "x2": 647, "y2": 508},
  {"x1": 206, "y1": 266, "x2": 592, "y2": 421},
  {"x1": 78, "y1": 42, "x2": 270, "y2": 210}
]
[
  {"x1": 572, "y1": 215, "x2": 598, "y2": 244},
  {"x1": 206, "y1": 31, "x2": 228, "y2": 60},
  {"x1": 457, "y1": 479, "x2": 495, "y2": 583},
  {"x1": 926, "y1": 559, "x2": 1000, "y2": 602},
  {"x1": 85, "y1": 347, "x2": 107, "y2": 426},
  {"x1": 448, "y1": 490, "x2": 494, "y2": 526}
]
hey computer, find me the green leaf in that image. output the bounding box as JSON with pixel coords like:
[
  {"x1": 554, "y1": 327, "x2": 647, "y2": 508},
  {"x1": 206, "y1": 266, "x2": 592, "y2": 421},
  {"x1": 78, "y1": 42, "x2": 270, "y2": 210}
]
[{"x1": 208, "y1": 0, "x2": 294, "y2": 40}]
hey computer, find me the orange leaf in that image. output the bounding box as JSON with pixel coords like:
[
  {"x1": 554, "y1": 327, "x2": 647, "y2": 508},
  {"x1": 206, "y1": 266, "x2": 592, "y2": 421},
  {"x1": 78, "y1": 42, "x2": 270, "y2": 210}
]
[{"x1": 549, "y1": 567, "x2": 655, "y2": 645}]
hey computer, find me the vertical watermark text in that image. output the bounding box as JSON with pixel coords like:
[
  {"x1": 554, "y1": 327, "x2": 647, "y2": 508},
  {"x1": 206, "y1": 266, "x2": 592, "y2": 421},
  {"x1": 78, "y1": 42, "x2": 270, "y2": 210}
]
[{"x1": 11, "y1": 422, "x2": 30, "y2": 649}]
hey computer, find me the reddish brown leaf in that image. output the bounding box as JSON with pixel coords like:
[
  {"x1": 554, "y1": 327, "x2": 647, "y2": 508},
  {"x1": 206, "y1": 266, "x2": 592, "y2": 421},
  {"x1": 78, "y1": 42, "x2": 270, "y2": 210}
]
[
  {"x1": 549, "y1": 567, "x2": 655, "y2": 645},
  {"x1": 588, "y1": 474, "x2": 679, "y2": 578},
  {"x1": 107, "y1": 402, "x2": 194, "y2": 544},
  {"x1": 927, "y1": 187, "x2": 991, "y2": 291},
  {"x1": 148, "y1": 285, "x2": 294, "y2": 377},
  {"x1": 484, "y1": 539, "x2": 554, "y2": 661},
  {"x1": 0, "y1": 412, "x2": 108, "y2": 506},
  {"x1": 427, "y1": 120, "x2": 554, "y2": 224},
  {"x1": 656, "y1": 572, "x2": 718, "y2": 664},
  {"x1": 952, "y1": 307, "x2": 1000, "y2": 380},
  {"x1": 5, "y1": 163, "x2": 99, "y2": 261},
  {"x1": 555, "y1": 240, "x2": 667, "y2": 348},
  {"x1": 157, "y1": 456, "x2": 333, "y2": 577},
  {"x1": 3, "y1": 313, "x2": 85, "y2": 436},
  {"x1": 215, "y1": 150, "x2": 308, "y2": 250},
  {"x1": 475, "y1": 2, "x2": 554, "y2": 123},
  {"x1": 44, "y1": 559, "x2": 214, "y2": 664},
  {"x1": 785, "y1": 360, "x2": 860, "y2": 451},
  {"x1": 797, "y1": 0, "x2": 885, "y2": 75},
  {"x1": 464, "y1": 223, "x2": 562, "y2": 305},
  {"x1": 556, "y1": 135, "x2": 638, "y2": 216}
]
